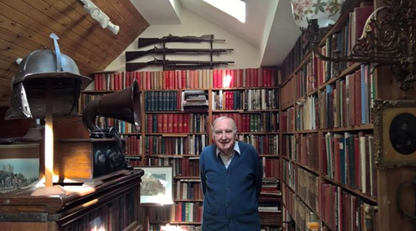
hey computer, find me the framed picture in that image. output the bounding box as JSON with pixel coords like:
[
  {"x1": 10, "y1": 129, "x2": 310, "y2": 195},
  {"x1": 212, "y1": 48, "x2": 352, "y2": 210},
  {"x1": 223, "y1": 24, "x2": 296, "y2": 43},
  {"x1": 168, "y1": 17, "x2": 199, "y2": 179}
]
[
  {"x1": 136, "y1": 166, "x2": 173, "y2": 205},
  {"x1": 373, "y1": 99, "x2": 416, "y2": 168},
  {"x1": 0, "y1": 143, "x2": 41, "y2": 193}
]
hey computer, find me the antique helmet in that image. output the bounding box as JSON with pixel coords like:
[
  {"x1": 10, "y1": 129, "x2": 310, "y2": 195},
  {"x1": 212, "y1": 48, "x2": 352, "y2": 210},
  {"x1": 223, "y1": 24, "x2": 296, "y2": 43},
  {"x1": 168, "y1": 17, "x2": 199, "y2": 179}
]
[{"x1": 5, "y1": 34, "x2": 92, "y2": 120}]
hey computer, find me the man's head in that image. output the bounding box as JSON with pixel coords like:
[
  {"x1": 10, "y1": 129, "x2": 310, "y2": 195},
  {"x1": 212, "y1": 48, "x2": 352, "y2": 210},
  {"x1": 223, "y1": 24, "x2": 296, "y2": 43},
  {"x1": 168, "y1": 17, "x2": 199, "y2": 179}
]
[{"x1": 211, "y1": 116, "x2": 237, "y2": 156}]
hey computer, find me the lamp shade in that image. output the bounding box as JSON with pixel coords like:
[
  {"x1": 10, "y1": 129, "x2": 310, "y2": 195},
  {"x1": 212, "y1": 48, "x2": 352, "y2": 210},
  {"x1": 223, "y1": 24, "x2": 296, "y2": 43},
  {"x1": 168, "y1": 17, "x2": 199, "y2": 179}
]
[{"x1": 291, "y1": 0, "x2": 345, "y2": 28}]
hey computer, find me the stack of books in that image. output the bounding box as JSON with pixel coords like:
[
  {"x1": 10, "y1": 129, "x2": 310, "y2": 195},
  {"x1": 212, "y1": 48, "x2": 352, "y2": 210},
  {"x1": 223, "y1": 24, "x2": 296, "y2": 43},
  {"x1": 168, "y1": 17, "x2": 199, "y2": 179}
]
[
  {"x1": 259, "y1": 178, "x2": 281, "y2": 226},
  {"x1": 183, "y1": 90, "x2": 208, "y2": 112}
]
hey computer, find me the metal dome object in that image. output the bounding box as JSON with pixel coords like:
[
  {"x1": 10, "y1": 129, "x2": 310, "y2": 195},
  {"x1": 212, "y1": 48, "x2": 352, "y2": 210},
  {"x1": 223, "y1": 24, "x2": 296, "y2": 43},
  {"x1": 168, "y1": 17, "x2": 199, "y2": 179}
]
[
  {"x1": 5, "y1": 45, "x2": 92, "y2": 120},
  {"x1": 13, "y1": 49, "x2": 91, "y2": 89}
]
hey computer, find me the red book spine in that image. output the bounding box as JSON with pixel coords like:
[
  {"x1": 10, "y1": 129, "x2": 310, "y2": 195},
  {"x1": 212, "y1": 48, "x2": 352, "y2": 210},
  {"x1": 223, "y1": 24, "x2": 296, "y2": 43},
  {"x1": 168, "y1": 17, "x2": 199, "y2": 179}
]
[
  {"x1": 178, "y1": 114, "x2": 183, "y2": 133},
  {"x1": 168, "y1": 114, "x2": 173, "y2": 133},
  {"x1": 173, "y1": 114, "x2": 178, "y2": 133},
  {"x1": 183, "y1": 114, "x2": 189, "y2": 133},
  {"x1": 157, "y1": 114, "x2": 163, "y2": 133},
  {"x1": 163, "y1": 114, "x2": 168, "y2": 133},
  {"x1": 147, "y1": 115, "x2": 152, "y2": 133}
]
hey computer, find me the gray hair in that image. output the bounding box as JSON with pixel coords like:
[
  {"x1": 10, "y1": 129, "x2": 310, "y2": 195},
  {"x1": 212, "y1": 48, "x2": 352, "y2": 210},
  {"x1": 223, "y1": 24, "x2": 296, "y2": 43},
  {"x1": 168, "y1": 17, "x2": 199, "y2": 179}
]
[{"x1": 211, "y1": 116, "x2": 237, "y2": 134}]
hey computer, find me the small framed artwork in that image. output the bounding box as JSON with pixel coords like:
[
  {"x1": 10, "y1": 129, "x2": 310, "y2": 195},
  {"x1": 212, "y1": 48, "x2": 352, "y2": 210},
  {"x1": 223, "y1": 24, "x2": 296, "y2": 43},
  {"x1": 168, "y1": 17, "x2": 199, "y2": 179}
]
[
  {"x1": 0, "y1": 143, "x2": 40, "y2": 193},
  {"x1": 373, "y1": 99, "x2": 416, "y2": 168},
  {"x1": 136, "y1": 166, "x2": 173, "y2": 205}
]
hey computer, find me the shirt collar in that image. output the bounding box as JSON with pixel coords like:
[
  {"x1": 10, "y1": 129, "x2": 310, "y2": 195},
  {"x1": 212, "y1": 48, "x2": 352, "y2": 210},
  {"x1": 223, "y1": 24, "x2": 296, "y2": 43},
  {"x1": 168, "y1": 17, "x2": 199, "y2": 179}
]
[{"x1": 216, "y1": 141, "x2": 240, "y2": 158}]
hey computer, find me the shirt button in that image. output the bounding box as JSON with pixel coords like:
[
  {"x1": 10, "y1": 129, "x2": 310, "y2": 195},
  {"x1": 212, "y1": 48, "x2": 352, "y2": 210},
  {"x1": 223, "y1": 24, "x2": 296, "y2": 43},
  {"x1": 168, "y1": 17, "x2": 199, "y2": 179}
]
[
  {"x1": 226, "y1": 188, "x2": 230, "y2": 192},
  {"x1": 227, "y1": 203, "x2": 230, "y2": 207}
]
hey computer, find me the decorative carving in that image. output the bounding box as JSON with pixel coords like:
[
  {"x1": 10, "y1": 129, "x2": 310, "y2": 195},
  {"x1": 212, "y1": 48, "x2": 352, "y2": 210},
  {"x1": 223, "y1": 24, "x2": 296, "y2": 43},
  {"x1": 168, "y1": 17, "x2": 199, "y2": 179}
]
[{"x1": 309, "y1": 0, "x2": 416, "y2": 91}]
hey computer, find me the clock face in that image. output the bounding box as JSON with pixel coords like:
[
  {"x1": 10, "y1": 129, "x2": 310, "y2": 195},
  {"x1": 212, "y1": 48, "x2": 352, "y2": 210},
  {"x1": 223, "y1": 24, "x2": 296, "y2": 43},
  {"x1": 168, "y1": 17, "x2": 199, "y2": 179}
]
[{"x1": 389, "y1": 112, "x2": 416, "y2": 155}]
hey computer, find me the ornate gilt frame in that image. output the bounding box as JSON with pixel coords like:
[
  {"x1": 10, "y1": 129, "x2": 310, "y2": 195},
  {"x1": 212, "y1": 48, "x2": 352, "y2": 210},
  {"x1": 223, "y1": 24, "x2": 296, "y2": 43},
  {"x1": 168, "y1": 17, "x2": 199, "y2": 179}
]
[{"x1": 373, "y1": 99, "x2": 416, "y2": 168}]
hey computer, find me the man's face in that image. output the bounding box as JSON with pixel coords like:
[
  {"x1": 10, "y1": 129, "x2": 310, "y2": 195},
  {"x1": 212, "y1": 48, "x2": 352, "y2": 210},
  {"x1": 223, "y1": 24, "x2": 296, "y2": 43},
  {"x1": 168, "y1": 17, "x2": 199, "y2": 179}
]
[{"x1": 213, "y1": 118, "x2": 237, "y2": 155}]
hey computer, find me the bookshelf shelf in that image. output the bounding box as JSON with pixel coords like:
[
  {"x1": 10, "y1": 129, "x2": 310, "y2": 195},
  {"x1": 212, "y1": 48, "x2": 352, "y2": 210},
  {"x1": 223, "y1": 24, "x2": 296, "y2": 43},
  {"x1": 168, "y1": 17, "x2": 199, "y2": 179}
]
[
  {"x1": 321, "y1": 175, "x2": 377, "y2": 203},
  {"x1": 320, "y1": 123, "x2": 373, "y2": 132}
]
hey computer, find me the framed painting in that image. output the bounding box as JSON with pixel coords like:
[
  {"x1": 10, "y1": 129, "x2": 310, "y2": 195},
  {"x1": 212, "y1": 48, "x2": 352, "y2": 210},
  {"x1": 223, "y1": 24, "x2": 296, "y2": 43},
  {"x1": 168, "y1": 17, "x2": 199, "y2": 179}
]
[
  {"x1": 373, "y1": 99, "x2": 416, "y2": 168},
  {"x1": 0, "y1": 143, "x2": 40, "y2": 193},
  {"x1": 136, "y1": 166, "x2": 173, "y2": 205}
]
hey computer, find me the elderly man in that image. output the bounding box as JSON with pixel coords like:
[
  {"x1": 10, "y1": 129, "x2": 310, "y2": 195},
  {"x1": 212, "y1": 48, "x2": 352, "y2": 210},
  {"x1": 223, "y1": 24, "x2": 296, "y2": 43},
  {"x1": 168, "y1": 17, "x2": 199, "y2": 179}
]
[{"x1": 200, "y1": 116, "x2": 263, "y2": 231}]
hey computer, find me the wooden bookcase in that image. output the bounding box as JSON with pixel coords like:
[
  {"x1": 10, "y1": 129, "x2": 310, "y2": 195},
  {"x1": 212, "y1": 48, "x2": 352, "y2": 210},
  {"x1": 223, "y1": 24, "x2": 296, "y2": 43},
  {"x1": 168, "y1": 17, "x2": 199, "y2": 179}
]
[
  {"x1": 279, "y1": 0, "x2": 416, "y2": 231},
  {"x1": 82, "y1": 67, "x2": 282, "y2": 230}
]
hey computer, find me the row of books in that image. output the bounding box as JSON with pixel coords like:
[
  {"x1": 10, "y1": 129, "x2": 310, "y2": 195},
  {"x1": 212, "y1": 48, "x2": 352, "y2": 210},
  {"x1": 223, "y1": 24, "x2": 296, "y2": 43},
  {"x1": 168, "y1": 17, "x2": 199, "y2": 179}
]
[
  {"x1": 322, "y1": 132, "x2": 377, "y2": 197},
  {"x1": 320, "y1": 182, "x2": 378, "y2": 231},
  {"x1": 281, "y1": 2, "x2": 375, "y2": 110},
  {"x1": 281, "y1": 107, "x2": 295, "y2": 132},
  {"x1": 146, "y1": 157, "x2": 200, "y2": 177},
  {"x1": 237, "y1": 134, "x2": 279, "y2": 155},
  {"x1": 145, "y1": 91, "x2": 182, "y2": 112},
  {"x1": 295, "y1": 94, "x2": 318, "y2": 131},
  {"x1": 94, "y1": 117, "x2": 139, "y2": 134},
  {"x1": 280, "y1": 32, "x2": 310, "y2": 83},
  {"x1": 294, "y1": 60, "x2": 316, "y2": 100},
  {"x1": 282, "y1": 184, "x2": 319, "y2": 231},
  {"x1": 174, "y1": 179, "x2": 203, "y2": 200},
  {"x1": 297, "y1": 168, "x2": 319, "y2": 214},
  {"x1": 281, "y1": 134, "x2": 320, "y2": 172},
  {"x1": 125, "y1": 135, "x2": 142, "y2": 156},
  {"x1": 282, "y1": 159, "x2": 296, "y2": 191},
  {"x1": 281, "y1": 134, "x2": 296, "y2": 160},
  {"x1": 211, "y1": 89, "x2": 279, "y2": 111},
  {"x1": 259, "y1": 178, "x2": 281, "y2": 221},
  {"x1": 296, "y1": 134, "x2": 319, "y2": 171},
  {"x1": 320, "y1": 64, "x2": 374, "y2": 129},
  {"x1": 145, "y1": 113, "x2": 207, "y2": 134},
  {"x1": 145, "y1": 135, "x2": 208, "y2": 156},
  {"x1": 212, "y1": 112, "x2": 279, "y2": 133},
  {"x1": 171, "y1": 202, "x2": 202, "y2": 223},
  {"x1": 282, "y1": 181, "x2": 378, "y2": 231},
  {"x1": 281, "y1": 77, "x2": 297, "y2": 110},
  {"x1": 316, "y1": 2, "x2": 374, "y2": 84},
  {"x1": 285, "y1": 63, "x2": 374, "y2": 133},
  {"x1": 92, "y1": 67, "x2": 278, "y2": 91},
  {"x1": 262, "y1": 157, "x2": 280, "y2": 178}
]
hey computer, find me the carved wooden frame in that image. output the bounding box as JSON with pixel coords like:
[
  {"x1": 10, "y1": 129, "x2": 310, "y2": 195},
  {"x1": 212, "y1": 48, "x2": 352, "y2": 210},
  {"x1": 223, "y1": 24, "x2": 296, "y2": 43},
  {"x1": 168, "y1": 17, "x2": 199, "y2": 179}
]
[{"x1": 373, "y1": 99, "x2": 416, "y2": 168}]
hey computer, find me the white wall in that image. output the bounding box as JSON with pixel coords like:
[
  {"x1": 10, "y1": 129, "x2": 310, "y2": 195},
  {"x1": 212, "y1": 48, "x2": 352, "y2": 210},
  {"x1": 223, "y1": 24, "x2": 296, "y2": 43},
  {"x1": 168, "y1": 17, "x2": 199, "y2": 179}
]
[{"x1": 105, "y1": 8, "x2": 261, "y2": 72}]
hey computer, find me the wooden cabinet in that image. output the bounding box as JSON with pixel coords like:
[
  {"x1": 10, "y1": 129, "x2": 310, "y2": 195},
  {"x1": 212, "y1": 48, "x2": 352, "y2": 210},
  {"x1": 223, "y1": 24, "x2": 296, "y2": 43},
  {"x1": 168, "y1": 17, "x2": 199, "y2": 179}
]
[{"x1": 0, "y1": 170, "x2": 144, "y2": 231}]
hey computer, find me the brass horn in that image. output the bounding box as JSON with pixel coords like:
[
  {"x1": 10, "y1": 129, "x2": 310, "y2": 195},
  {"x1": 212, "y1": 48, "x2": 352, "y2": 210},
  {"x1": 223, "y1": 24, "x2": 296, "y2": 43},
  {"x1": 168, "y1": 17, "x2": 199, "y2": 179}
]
[{"x1": 82, "y1": 79, "x2": 141, "y2": 137}]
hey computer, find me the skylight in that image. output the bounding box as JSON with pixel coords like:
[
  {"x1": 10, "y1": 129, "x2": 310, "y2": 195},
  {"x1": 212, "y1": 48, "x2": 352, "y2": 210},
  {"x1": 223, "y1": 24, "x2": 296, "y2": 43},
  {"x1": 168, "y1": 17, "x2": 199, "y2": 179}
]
[{"x1": 203, "y1": 0, "x2": 246, "y2": 23}]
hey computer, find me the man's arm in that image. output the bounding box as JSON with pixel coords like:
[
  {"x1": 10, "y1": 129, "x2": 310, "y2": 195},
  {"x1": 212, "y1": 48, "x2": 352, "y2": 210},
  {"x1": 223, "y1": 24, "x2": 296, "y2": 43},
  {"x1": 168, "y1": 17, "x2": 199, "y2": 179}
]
[
  {"x1": 200, "y1": 151, "x2": 207, "y2": 195},
  {"x1": 255, "y1": 151, "x2": 263, "y2": 198}
]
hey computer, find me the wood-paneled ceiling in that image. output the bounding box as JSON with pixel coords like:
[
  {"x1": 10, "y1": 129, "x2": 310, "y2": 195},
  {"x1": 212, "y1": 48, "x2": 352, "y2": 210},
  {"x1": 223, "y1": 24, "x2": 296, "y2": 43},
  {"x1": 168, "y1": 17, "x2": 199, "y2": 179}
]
[{"x1": 0, "y1": 0, "x2": 149, "y2": 106}]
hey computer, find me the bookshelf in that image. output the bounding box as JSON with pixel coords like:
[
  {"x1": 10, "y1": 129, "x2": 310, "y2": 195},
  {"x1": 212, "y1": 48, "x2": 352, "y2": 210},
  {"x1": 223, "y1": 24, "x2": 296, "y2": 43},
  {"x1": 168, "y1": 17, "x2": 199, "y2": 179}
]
[
  {"x1": 82, "y1": 66, "x2": 282, "y2": 230},
  {"x1": 279, "y1": 0, "x2": 416, "y2": 230}
]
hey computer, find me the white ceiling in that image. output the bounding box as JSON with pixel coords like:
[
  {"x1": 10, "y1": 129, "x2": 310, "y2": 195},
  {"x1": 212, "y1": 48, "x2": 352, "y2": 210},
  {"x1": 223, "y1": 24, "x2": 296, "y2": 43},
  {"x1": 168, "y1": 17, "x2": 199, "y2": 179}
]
[{"x1": 130, "y1": 0, "x2": 301, "y2": 66}]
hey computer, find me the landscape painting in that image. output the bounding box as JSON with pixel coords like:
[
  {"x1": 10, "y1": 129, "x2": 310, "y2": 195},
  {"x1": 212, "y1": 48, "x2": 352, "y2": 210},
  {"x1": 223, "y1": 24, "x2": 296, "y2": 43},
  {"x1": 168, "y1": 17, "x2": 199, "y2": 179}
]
[{"x1": 0, "y1": 158, "x2": 39, "y2": 193}]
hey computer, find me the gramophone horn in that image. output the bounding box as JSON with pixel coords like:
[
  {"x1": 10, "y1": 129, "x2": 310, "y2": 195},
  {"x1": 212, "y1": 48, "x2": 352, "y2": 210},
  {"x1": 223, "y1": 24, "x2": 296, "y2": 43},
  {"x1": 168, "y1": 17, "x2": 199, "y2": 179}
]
[{"x1": 82, "y1": 79, "x2": 141, "y2": 135}]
